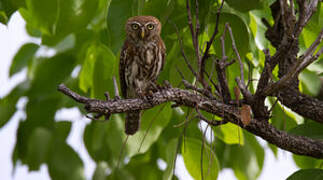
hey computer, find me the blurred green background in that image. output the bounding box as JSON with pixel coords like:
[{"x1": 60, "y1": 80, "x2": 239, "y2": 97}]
[{"x1": 1, "y1": 0, "x2": 323, "y2": 179}]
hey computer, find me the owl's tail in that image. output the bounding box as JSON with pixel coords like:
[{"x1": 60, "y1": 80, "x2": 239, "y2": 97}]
[{"x1": 125, "y1": 110, "x2": 141, "y2": 135}]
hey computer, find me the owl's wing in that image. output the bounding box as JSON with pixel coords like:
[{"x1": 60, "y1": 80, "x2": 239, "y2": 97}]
[
  {"x1": 119, "y1": 41, "x2": 128, "y2": 98},
  {"x1": 160, "y1": 38, "x2": 166, "y2": 71}
]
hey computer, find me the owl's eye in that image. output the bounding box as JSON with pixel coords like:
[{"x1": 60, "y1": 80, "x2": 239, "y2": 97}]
[
  {"x1": 147, "y1": 24, "x2": 154, "y2": 30},
  {"x1": 131, "y1": 24, "x2": 139, "y2": 30}
]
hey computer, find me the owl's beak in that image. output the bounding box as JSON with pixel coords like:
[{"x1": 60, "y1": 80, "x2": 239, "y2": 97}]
[{"x1": 140, "y1": 29, "x2": 145, "y2": 39}]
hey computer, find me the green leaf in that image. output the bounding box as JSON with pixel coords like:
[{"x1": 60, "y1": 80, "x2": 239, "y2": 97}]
[
  {"x1": 106, "y1": 168, "x2": 134, "y2": 180},
  {"x1": 291, "y1": 121, "x2": 323, "y2": 168},
  {"x1": 227, "y1": 132, "x2": 264, "y2": 180},
  {"x1": 270, "y1": 100, "x2": 297, "y2": 131},
  {"x1": 210, "y1": 11, "x2": 250, "y2": 58},
  {"x1": 24, "y1": 0, "x2": 99, "y2": 45},
  {"x1": 84, "y1": 115, "x2": 126, "y2": 167},
  {"x1": 84, "y1": 121, "x2": 114, "y2": 162},
  {"x1": 53, "y1": 121, "x2": 72, "y2": 141},
  {"x1": 26, "y1": 127, "x2": 52, "y2": 170},
  {"x1": 92, "y1": 43, "x2": 116, "y2": 98},
  {"x1": 53, "y1": 34, "x2": 76, "y2": 53},
  {"x1": 287, "y1": 169, "x2": 323, "y2": 180},
  {"x1": 25, "y1": 0, "x2": 58, "y2": 35},
  {"x1": 300, "y1": 5, "x2": 323, "y2": 55},
  {"x1": 79, "y1": 43, "x2": 97, "y2": 93},
  {"x1": 79, "y1": 42, "x2": 116, "y2": 97},
  {"x1": 268, "y1": 143, "x2": 278, "y2": 158},
  {"x1": 213, "y1": 123, "x2": 244, "y2": 145},
  {"x1": 0, "y1": 0, "x2": 25, "y2": 24},
  {"x1": 27, "y1": 52, "x2": 77, "y2": 99},
  {"x1": 182, "y1": 138, "x2": 219, "y2": 180},
  {"x1": 13, "y1": 50, "x2": 75, "y2": 166},
  {"x1": 299, "y1": 69, "x2": 321, "y2": 96},
  {"x1": 93, "y1": 161, "x2": 109, "y2": 180},
  {"x1": 106, "y1": 0, "x2": 132, "y2": 53},
  {"x1": 288, "y1": 121, "x2": 323, "y2": 140},
  {"x1": 163, "y1": 138, "x2": 179, "y2": 180},
  {"x1": 226, "y1": 0, "x2": 264, "y2": 12},
  {"x1": 249, "y1": 8, "x2": 273, "y2": 51},
  {"x1": 293, "y1": 154, "x2": 323, "y2": 169},
  {"x1": 168, "y1": 38, "x2": 196, "y2": 86},
  {"x1": 125, "y1": 149, "x2": 164, "y2": 180},
  {"x1": 126, "y1": 104, "x2": 173, "y2": 157},
  {"x1": 10, "y1": 43, "x2": 39, "y2": 77},
  {"x1": 25, "y1": 23, "x2": 42, "y2": 37},
  {"x1": 0, "y1": 11, "x2": 8, "y2": 24},
  {"x1": 0, "y1": 81, "x2": 29, "y2": 128},
  {"x1": 14, "y1": 96, "x2": 59, "y2": 166},
  {"x1": 142, "y1": 0, "x2": 175, "y2": 24},
  {"x1": 48, "y1": 141, "x2": 85, "y2": 180}
]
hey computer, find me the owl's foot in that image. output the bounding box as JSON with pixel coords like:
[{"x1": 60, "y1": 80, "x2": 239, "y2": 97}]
[
  {"x1": 147, "y1": 81, "x2": 169, "y2": 93},
  {"x1": 144, "y1": 90, "x2": 154, "y2": 102},
  {"x1": 137, "y1": 90, "x2": 154, "y2": 103},
  {"x1": 161, "y1": 80, "x2": 171, "y2": 89},
  {"x1": 146, "y1": 82, "x2": 159, "y2": 93}
]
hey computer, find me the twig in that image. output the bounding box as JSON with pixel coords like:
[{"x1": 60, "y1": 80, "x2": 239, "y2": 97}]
[
  {"x1": 289, "y1": 0, "x2": 294, "y2": 17},
  {"x1": 279, "y1": 0, "x2": 288, "y2": 32},
  {"x1": 295, "y1": 0, "x2": 319, "y2": 37},
  {"x1": 301, "y1": 28, "x2": 323, "y2": 60},
  {"x1": 104, "y1": 92, "x2": 110, "y2": 100},
  {"x1": 182, "y1": 80, "x2": 215, "y2": 99},
  {"x1": 199, "y1": 0, "x2": 225, "y2": 88},
  {"x1": 204, "y1": 71, "x2": 220, "y2": 96},
  {"x1": 269, "y1": 98, "x2": 279, "y2": 113},
  {"x1": 255, "y1": 49, "x2": 272, "y2": 95},
  {"x1": 186, "y1": 0, "x2": 197, "y2": 53},
  {"x1": 227, "y1": 23, "x2": 244, "y2": 84},
  {"x1": 208, "y1": 56, "x2": 217, "y2": 87},
  {"x1": 113, "y1": 76, "x2": 120, "y2": 100},
  {"x1": 195, "y1": 0, "x2": 200, "y2": 63},
  {"x1": 57, "y1": 84, "x2": 90, "y2": 103},
  {"x1": 235, "y1": 77, "x2": 253, "y2": 101},
  {"x1": 172, "y1": 21, "x2": 197, "y2": 77},
  {"x1": 117, "y1": 135, "x2": 129, "y2": 169},
  {"x1": 196, "y1": 115, "x2": 228, "y2": 126},
  {"x1": 196, "y1": 109, "x2": 227, "y2": 127}
]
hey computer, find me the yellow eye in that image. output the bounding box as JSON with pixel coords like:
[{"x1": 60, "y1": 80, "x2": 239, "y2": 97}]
[
  {"x1": 131, "y1": 24, "x2": 139, "y2": 30},
  {"x1": 147, "y1": 24, "x2": 154, "y2": 30}
]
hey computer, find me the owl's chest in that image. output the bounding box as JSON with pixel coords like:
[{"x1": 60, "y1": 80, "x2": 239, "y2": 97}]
[
  {"x1": 124, "y1": 43, "x2": 162, "y2": 90},
  {"x1": 133, "y1": 44, "x2": 157, "y2": 67}
]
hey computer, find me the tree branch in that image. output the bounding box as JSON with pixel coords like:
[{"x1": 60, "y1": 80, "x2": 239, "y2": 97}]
[
  {"x1": 58, "y1": 84, "x2": 323, "y2": 158},
  {"x1": 260, "y1": 0, "x2": 323, "y2": 123}
]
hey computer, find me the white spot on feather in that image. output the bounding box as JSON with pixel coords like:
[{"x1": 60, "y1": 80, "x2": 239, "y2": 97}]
[{"x1": 146, "y1": 50, "x2": 153, "y2": 65}]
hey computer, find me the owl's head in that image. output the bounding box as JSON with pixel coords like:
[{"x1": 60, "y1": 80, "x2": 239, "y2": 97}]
[{"x1": 125, "y1": 16, "x2": 162, "y2": 42}]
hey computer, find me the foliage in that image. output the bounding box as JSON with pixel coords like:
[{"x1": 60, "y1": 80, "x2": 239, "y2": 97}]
[{"x1": 1, "y1": 0, "x2": 323, "y2": 179}]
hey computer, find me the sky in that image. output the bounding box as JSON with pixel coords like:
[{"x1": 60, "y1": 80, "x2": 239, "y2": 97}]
[{"x1": 0, "y1": 12, "x2": 298, "y2": 180}]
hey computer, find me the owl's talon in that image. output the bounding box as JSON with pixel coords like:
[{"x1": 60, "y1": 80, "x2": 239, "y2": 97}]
[
  {"x1": 156, "y1": 83, "x2": 168, "y2": 90},
  {"x1": 143, "y1": 92, "x2": 154, "y2": 102}
]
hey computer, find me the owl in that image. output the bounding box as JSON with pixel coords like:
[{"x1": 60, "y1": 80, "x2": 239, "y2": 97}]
[{"x1": 119, "y1": 16, "x2": 166, "y2": 135}]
